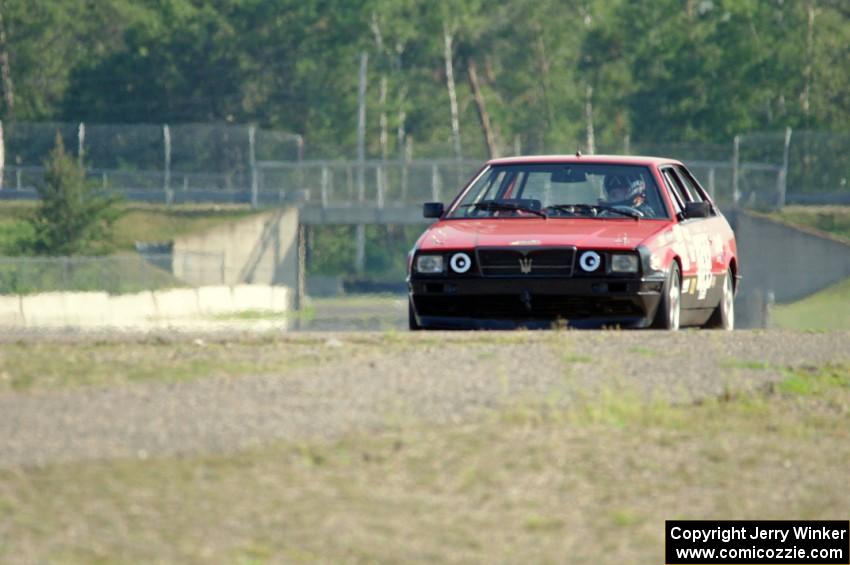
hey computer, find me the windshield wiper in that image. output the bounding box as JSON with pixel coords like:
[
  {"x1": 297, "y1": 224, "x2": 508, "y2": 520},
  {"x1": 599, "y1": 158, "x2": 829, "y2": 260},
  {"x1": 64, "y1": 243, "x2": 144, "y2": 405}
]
[
  {"x1": 471, "y1": 200, "x2": 547, "y2": 219},
  {"x1": 549, "y1": 203, "x2": 641, "y2": 220}
]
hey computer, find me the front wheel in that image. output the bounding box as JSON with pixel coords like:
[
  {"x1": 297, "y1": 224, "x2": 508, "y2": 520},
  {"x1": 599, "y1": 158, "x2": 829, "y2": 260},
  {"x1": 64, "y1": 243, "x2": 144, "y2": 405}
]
[
  {"x1": 704, "y1": 269, "x2": 735, "y2": 330},
  {"x1": 652, "y1": 262, "x2": 681, "y2": 330}
]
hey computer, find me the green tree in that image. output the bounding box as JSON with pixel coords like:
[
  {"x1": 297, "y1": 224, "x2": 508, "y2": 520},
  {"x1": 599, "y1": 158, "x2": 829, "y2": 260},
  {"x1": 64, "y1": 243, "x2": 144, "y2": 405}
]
[{"x1": 29, "y1": 133, "x2": 120, "y2": 255}]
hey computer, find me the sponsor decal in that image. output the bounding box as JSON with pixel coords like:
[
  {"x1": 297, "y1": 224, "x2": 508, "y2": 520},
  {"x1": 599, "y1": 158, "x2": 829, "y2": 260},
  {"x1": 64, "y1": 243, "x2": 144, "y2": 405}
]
[
  {"x1": 672, "y1": 226, "x2": 691, "y2": 270},
  {"x1": 692, "y1": 233, "x2": 714, "y2": 300}
]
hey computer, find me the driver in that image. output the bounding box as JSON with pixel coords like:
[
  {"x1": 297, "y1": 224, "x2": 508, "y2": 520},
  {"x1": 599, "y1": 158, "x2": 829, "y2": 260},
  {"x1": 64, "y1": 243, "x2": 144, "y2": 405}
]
[{"x1": 602, "y1": 174, "x2": 656, "y2": 217}]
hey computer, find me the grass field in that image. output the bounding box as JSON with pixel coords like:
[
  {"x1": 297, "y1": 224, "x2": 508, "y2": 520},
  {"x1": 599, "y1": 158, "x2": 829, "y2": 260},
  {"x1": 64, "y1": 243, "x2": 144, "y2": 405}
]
[
  {"x1": 0, "y1": 361, "x2": 847, "y2": 563},
  {"x1": 769, "y1": 205, "x2": 850, "y2": 242},
  {"x1": 0, "y1": 202, "x2": 259, "y2": 254},
  {"x1": 772, "y1": 277, "x2": 850, "y2": 330}
]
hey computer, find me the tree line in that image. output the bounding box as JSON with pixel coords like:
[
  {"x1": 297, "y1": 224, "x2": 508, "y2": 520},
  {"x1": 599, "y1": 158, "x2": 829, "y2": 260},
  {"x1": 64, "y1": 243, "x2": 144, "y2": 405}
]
[{"x1": 0, "y1": 0, "x2": 848, "y2": 159}]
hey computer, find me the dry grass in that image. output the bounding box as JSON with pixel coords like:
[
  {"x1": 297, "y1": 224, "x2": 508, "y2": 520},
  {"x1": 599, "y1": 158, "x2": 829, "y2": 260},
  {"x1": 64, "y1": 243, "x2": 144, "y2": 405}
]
[{"x1": 0, "y1": 364, "x2": 847, "y2": 564}]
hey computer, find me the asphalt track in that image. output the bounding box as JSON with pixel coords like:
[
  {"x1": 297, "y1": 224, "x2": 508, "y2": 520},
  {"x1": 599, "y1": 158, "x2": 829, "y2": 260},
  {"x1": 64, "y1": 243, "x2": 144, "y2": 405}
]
[{"x1": 1, "y1": 330, "x2": 847, "y2": 467}]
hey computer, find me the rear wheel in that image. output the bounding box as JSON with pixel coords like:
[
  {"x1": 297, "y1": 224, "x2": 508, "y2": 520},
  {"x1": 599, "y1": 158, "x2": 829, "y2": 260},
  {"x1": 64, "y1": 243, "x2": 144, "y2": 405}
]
[
  {"x1": 652, "y1": 262, "x2": 681, "y2": 330},
  {"x1": 704, "y1": 269, "x2": 735, "y2": 330},
  {"x1": 408, "y1": 298, "x2": 422, "y2": 331}
]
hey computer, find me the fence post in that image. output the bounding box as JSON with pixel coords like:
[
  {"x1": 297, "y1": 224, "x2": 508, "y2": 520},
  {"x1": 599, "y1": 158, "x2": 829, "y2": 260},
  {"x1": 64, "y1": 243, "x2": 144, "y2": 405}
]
[
  {"x1": 163, "y1": 124, "x2": 172, "y2": 205},
  {"x1": 376, "y1": 166, "x2": 385, "y2": 209},
  {"x1": 777, "y1": 126, "x2": 792, "y2": 209},
  {"x1": 355, "y1": 224, "x2": 366, "y2": 274},
  {"x1": 356, "y1": 52, "x2": 368, "y2": 202},
  {"x1": 320, "y1": 164, "x2": 329, "y2": 208},
  {"x1": 294, "y1": 223, "x2": 306, "y2": 314},
  {"x1": 249, "y1": 125, "x2": 258, "y2": 209},
  {"x1": 77, "y1": 122, "x2": 85, "y2": 167},
  {"x1": 732, "y1": 134, "x2": 740, "y2": 206},
  {"x1": 355, "y1": 53, "x2": 368, "y2": 278},
  {"x1": 431, "y1": 163, "x2": 441, "y2": 202},
  {"x1": 401, "y1": 135, "x2": 412, "y2": 202},
  {"x1": 763, "y1": 290, "x2": 775, "y2": 328}
]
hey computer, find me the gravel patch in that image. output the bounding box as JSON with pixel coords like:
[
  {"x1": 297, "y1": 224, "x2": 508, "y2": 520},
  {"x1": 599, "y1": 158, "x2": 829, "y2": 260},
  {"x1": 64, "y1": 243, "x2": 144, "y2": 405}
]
[{"x1": 0, "y1": 330, "x2": 847, "y2": 467}]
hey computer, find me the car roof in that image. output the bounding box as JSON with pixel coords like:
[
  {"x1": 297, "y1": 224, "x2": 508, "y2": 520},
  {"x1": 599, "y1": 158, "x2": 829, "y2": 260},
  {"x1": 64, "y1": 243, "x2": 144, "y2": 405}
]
[{"x1": 487, "y1": 154, "x2": 682, "y2": 167}]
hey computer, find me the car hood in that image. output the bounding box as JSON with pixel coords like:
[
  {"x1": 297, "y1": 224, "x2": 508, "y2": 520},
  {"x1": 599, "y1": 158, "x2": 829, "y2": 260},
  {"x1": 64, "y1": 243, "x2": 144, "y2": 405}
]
[{"x1": 417, "y1": 218, "x2": 669, "y2": 251}]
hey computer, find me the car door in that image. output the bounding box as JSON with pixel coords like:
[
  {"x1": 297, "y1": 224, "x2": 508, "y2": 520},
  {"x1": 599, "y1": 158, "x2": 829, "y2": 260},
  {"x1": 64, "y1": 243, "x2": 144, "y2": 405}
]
[
  {"x1": 675, "y1": 164, "x2": 736, "y2": 295},
  {"x1": 659, "y1": 166, "x2": 723, "y2": 314}
]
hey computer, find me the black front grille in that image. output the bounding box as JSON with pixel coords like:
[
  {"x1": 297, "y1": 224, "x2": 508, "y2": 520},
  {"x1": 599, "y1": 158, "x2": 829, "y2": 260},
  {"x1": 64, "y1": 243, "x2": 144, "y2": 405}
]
[{"x1": 476, "y1": 247, "x2": 575, "y2": 277}]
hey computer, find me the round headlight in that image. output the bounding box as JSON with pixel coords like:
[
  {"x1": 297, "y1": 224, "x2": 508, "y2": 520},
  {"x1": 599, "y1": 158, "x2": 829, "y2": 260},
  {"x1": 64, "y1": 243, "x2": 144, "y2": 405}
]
[
  {"x1": 449, "y1": 252, "x2": 472, "y2": 274},
  {"x1": 579, "y1": 251, "x2": 601, "y2": 272}
]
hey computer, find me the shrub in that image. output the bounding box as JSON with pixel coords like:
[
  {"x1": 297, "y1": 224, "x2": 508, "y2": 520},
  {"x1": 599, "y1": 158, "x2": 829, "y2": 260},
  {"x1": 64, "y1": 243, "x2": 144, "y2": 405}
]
[{"x1": 28, "y1": 133, "x2": 121, "y2": 255}]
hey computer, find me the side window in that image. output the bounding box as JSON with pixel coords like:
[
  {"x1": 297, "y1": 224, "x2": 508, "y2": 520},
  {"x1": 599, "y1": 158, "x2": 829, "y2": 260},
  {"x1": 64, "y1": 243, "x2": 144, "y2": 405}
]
[
  {"x1": 662, "y1": 169, "x2": 688, "y2": 215},
  {"x1": 676, "y1": 165, "x2": 716, "y2": 212},
  {"x1": 675, "y1": 166, "x2": 704, "y2": 203}
]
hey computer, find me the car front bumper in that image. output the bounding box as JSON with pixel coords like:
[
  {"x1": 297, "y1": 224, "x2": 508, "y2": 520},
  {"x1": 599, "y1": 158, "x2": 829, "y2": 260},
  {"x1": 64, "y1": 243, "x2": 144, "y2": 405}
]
[{"x1": 408, "y1": 275, "x2": 665, "y2": 329}]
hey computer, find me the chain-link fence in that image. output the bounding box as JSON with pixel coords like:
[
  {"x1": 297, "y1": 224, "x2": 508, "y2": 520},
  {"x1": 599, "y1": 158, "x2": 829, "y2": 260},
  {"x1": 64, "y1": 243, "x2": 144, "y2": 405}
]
[
  {"x1": 0, "y1": 252, "x2": 224, "y2": 295},
  {"x1": 256, "y1": 159, "x2": 482, "y2": 206},
  {"x1": 738, "y1": 130, "x2": 850, "y2": 206},
  {"x1": 0, "y1": 121, "x2": 303, "y2": 203},
  {"x1": 1, "y1": 121, "x2": 848, "y2": 209}
]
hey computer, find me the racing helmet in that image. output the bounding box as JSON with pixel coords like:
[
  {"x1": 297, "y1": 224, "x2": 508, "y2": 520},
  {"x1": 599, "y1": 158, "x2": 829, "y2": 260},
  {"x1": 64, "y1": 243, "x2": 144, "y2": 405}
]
[{"x1": 604, "y1": 175, "x2": 646, "y2": 206}]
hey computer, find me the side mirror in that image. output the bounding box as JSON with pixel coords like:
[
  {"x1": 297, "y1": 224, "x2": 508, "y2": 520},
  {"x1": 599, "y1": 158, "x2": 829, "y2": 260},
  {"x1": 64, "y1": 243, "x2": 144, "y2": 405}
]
[
  {"x1": 684, "y1": 201, "x2": 710, "y2": 219},
  {"x1": 423, "y1": 202, "x2": 444, "y2": 219}
]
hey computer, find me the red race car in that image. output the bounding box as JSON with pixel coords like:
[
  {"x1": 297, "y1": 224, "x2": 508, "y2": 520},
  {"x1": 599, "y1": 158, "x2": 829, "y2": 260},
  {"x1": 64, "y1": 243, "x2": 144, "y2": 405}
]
[{"x1": 407, "y1": 155, "x2": 739, "y2": 330}]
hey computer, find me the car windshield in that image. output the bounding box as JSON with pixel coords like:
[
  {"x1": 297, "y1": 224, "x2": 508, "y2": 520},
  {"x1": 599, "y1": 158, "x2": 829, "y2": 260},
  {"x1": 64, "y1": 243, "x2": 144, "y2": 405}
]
[{"x1": 447, "y1": 163, "x2": 668, "y2": 219}]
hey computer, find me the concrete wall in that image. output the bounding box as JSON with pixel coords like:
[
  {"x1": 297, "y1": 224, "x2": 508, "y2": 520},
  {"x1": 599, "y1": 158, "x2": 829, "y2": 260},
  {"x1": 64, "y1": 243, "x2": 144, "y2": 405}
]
[
  {"x1": 172, "y1": 208, "x2": 299, "y2": 289},
  {"x1": 1, "y1": 285, "x2": 289, "y2": 328},
  {"x1": 730, "y1": 209, "x2": 850, "y2": 326}
]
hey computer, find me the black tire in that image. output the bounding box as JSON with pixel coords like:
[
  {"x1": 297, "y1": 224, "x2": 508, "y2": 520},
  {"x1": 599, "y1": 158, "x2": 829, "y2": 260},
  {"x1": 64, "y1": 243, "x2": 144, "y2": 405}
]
[
  {"x1": 704, "y1": 269, "x2": 735, "y2": 330},
  {"x1": 652, "y1": 261, "x2": 681, "y2": 330},
  {"x1": 408, "y1": 297, "x2": 422, "y2": 331}
]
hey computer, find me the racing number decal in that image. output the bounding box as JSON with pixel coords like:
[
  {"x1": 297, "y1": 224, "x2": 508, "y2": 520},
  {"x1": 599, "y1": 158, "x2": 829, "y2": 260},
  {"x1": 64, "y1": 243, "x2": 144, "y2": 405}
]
[{"x1": 674, "y1": 225, "x2": 714, "y2": 302}]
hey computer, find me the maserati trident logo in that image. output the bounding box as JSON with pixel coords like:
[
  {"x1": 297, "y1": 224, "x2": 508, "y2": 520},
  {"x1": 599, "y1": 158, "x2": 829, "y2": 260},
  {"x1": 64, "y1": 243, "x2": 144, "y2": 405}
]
[{"x1": 518, "y1": 257, "x2": 533, "y2": 274}]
